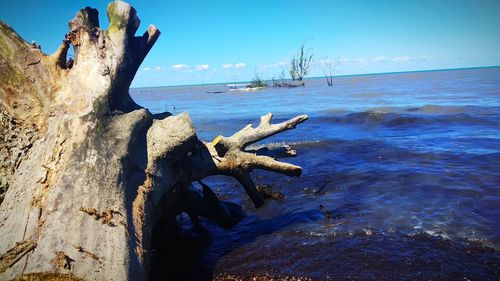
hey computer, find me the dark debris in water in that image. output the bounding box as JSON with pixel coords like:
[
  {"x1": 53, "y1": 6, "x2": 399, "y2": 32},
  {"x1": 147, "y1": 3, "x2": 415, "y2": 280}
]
[
  {"x1": 214, "y1": 273, "x2": 314, "y2": 281},
  {"x1": 256, "y1": 183, "x2": 285, "y2": 201}
]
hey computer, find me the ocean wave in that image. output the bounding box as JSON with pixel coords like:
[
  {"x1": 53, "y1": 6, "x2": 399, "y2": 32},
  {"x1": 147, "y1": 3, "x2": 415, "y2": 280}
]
[
  {"x1": 253, "y1": 138, "x2": 500, "y2": 155},
  {"x1": 320, "y1": 105, "x2": 500, "y2": 115},
  {"x1": 375, "y1": 105, "x2": 499, "y2": 115},
  {"x1": 317, "y1": 107, "x2": 500, "y2": 127}
]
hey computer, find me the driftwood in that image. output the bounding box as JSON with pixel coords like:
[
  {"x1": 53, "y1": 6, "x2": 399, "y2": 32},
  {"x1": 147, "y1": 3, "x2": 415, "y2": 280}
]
[
  {"x1": 182, "y1": 113, "x2": 307, "y2": 208},
  {"x1": 0, "y1": 1, "x2": 307, "y2": 280}
]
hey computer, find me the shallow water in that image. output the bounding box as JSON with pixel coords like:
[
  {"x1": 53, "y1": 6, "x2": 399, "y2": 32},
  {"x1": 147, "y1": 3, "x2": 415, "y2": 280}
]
[{"x1": 132, "y1": 67, "x2": 500, "y2": 280}]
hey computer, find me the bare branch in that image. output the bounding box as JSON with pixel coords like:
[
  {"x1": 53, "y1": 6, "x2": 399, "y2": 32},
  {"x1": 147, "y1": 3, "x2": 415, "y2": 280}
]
[
  {"x1": 234, "y1": 172, "x2": 264, "y2": 208},
  {"x1": 319, "y1": 57, "x2": 338, "y2": 86},
  {"x1": 184, "y1": 113, "x2": 308, "y2": 209},
  {"x1": 248, "y1": 144, "x2": 297, "y2": 158},
  {"x1": 230, "y1": 113, "x2": 309, "y2": 148},
  {"x1": 252, "y1": 155, "x2": 302, "y2": 177}
]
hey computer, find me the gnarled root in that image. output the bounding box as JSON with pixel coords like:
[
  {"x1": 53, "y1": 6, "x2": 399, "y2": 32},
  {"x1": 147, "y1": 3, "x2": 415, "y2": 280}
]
[
  {"x1": 182, "y1": 113, "x2": 308, "y2": 209},
  {"x1": 182, "y1": 180, "x2": 246, "y2": 230}
]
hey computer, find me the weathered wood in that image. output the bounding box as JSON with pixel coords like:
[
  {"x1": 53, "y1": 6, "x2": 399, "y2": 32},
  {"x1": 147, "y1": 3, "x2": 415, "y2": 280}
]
[
  {"x1": 181, "y1": 113, "x2": 308, "y2": 208},
  {"x1": 0, "y1": 2, "x2": 167, "y2": 279},
  {"x1": 0, "y1": 1, "x2": 308, "y2": 280},
  {"x1": 230, "y1": 113, "x2": 308, "y2": 147}
]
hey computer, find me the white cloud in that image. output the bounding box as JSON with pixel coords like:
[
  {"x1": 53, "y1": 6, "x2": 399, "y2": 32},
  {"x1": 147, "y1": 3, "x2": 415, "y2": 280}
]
[
  {"x1": 350, "y1": 58, "x2": 368, "y2": 65},
  {"x1": 196, "y1": 64, "x2": 210, "y2": 71},
  {"x1": 260, "y1": 61, "x2": 287, "y2": 69},
  {"x1": 234, "y1": 63, "x2": 246, "y2": 69},
  {"x1": 372, "y1": 56, "x2": 386, "y2": 63},
  {"x1": 223, "y1": 63, "x2": 246, "y2": 69},
  {"x1": 142, "y1": 66, "x2": 165, "y2": 72},
  {"x1": 334, "y1": 56, "x2": 418, "y2": 65},
  {"x1": 172, "y1": 64, "x2": 191, "y2": 71},
  {"x1": 417, "y1": 56, "x2": 432, "y2": 61},
  {"x1": 270, "y1": 61, "x2": 287, "y2": 68},
  {"x1": 392, "y1": 56, "x2": 411, "y2": 62},
  {"x1": 316, "y1": 58, "x2": 336, "y2": 66},
  {"x1": 335, "y1": 58, "x2": 367, "y2": 64}
]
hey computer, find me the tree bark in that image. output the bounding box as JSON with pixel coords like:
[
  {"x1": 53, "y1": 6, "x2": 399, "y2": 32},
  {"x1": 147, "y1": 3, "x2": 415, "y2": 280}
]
[{"x1": 0, "y1": 1, "x2": 307, "y2": 280}]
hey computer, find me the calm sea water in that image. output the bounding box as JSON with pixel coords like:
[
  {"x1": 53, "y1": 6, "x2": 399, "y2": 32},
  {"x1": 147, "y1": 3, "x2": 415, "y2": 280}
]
[{"x1": 132, "y1": 67, "x2": 500, "y2": 280}]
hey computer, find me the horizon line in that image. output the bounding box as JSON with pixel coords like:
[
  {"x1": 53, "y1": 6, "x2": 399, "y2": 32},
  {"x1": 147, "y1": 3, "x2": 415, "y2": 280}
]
[{"x1": 131, "y1": 64, "x2": 500, "y2": 89}]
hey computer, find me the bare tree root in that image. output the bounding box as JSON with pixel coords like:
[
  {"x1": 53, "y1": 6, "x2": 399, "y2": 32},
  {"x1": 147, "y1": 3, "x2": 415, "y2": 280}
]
[{"x1": 183, "y1": 113, "x2": 308, "y2": 208}]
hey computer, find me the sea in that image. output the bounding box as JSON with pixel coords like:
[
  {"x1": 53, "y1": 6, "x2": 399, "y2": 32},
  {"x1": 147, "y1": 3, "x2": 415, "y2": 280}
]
[{"x1": 131, "y1": 67, "x2": 500, "y2": 280}]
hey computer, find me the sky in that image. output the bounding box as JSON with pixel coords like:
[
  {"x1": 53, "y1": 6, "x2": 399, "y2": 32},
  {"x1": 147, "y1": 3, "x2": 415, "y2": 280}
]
[{"x1": 1, "y1": 0, "x2": 500, "y2": 87}]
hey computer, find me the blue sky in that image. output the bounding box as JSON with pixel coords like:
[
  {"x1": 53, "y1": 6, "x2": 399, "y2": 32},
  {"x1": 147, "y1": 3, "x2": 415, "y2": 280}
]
[{"x1": 1, "y1": 0, "x2": 500, "y2": 87}]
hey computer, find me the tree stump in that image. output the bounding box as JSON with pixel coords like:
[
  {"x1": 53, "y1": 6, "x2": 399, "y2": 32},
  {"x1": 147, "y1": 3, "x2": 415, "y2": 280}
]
[{"x1": 0, "y1": 1, "x2": 308, "y2": 280}]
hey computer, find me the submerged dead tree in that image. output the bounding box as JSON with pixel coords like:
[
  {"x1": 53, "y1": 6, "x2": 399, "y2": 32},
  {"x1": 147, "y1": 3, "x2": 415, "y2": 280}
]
[
  {"x1": 319, "y1": 57, "x2": 337, "y2": 87},
  {"x1": 0, "y1": 1, "x2": 307, "y2": 280},
  {"x1": 289, "y1": 42, "x2": 313, "y2": 82}
]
